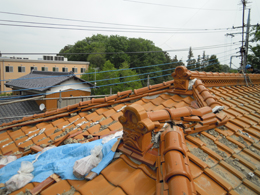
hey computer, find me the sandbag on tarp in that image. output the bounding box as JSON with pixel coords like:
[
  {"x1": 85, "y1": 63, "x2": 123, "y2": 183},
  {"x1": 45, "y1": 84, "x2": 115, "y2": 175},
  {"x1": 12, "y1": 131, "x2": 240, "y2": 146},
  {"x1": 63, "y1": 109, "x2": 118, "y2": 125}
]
[
  {"x1": 5, "y1": 161, "x2": 34, "y2": 193},
  {"x1": 0, "y1": 138, "x2": 118, "y2": 184},
  {"x1": 5, "y1": 146, "x2": 56, "y2": 193},
  {"x1": 0, "y1": 156, "x2": 17, "y2": 166},
  {"x1": 73, "y1": 145, "x2": 103, "y2": 178}
]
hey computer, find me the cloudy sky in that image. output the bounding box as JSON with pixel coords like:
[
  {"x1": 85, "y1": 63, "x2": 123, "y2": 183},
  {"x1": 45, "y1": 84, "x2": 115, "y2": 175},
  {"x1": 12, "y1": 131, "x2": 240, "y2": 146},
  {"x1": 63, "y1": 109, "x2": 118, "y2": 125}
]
[{"x1": 0, "y1": 0, "x2": 259, "y2": 69}]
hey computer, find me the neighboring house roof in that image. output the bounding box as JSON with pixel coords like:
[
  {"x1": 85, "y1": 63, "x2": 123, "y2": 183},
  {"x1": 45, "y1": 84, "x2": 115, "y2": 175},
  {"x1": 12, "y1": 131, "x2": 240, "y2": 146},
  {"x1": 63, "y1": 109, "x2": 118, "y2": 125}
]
[
  {"x1": 1, "y1": 66, "x2": 260, "y2": 194},
  {"x1": 0, "y1": 100, "x2": 41, "y2": 126},
  {"x1": 5, "y1": 71, "x2": 94, "y2": 92}
]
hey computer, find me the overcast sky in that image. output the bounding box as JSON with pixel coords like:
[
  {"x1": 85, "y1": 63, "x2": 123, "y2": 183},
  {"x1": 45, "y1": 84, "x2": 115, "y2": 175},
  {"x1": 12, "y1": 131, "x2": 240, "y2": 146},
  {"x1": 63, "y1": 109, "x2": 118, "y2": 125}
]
[{"x1": 0, "y1": 0, "x2": 259, "y2": 69}]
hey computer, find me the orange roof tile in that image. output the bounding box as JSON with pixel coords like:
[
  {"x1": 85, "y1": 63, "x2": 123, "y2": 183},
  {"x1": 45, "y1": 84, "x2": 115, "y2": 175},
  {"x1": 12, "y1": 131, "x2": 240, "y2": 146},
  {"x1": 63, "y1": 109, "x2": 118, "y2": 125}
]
[
  {"x1": 78, "y1": 174, "x2": 116, "y2": 195},
  {"x1": 2, "y1": 66, "x2": 260, "y2": 194},
  {"x1": 41, "y1": 180, "x2": 71, "y2": 195},
  {"x1": 9, "y1": 183, "x2": 35, "y2": 195},
  {"x1": 102, "y1": 109, "x2": 117, "y2": 118}
]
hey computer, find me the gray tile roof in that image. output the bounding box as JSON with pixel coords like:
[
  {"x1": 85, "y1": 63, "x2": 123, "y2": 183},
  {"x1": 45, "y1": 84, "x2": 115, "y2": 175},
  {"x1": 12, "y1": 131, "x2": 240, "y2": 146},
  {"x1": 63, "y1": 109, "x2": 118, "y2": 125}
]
[
  {"x1": 0, "y1": 100, "x2": 42, "y2": 125},
  {"x1": 5, "y1": 71, "x2": 93, "y2": 92}
]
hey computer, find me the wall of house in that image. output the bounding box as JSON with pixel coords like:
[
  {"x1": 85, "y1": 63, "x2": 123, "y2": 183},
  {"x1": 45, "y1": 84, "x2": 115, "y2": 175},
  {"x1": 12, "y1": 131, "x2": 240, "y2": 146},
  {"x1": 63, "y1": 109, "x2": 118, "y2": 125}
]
[
  {"x1": 0, "y1": 59, "x2": 89, "y2": 94},
  {"x1": 35, "y1": 89, "x2": 91, "y2": 111},
  {"x1": 48, "y1": 78, "x2": 91, "y2": 93}
]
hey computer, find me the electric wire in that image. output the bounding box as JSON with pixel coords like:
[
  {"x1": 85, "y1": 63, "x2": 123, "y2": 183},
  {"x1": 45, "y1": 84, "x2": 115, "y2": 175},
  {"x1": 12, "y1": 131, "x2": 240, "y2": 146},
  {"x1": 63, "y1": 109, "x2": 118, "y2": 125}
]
[
  {"x1": 0, "y1": 47, "x2": 238, "y2": 83},
  {"x1": 0, "y1": 59, "x2": 231, "y2": 102},
  {"x1": 1, "y1": 42, "x2": 240, "y2": 56},
  {"x1": 0, "y1": 19, "x2": 239, "y2": 32},
  {"x1": 0, "y1": 55, "x2": 233, "y2": 98},
  {"x1": 0, "y1": 58, "x2": 233, "y2": 116},
  {"x1": 0, "y1": 11, "x2": 238, "y2": 30},
  {"x1": 0, "y1": 23, "x2": 240, "y2": 34},
  {"x1": 123, "y1": 0, "x2": 238, "y2": 11}
]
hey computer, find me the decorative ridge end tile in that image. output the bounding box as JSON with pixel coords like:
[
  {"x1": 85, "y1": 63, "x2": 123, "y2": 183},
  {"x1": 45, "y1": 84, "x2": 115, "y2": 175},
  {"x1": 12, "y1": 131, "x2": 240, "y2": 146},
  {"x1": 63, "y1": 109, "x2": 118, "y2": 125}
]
[
  {"x1": 119, "y1": 104, "x2": 155, "y2": 156},
  {"x1": 171, "y1": 66, "x2": 193, "y2": 95}
]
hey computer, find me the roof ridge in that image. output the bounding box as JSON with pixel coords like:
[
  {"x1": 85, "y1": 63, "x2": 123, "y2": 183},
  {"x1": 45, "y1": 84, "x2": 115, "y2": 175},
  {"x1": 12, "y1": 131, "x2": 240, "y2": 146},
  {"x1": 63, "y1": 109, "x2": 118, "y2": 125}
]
[{"x1": 31, "y1": 70, "x2": 74, "y2": 76}]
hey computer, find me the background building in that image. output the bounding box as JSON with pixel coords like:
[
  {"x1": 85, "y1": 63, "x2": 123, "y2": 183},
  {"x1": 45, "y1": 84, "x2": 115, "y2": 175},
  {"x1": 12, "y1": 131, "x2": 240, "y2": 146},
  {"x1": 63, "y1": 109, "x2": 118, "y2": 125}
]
[
  {"x1": 5, "y1": 71, "x2": 94, "y2": 111},
  {"x1": 0, "y1": 56, "x2": 89, "y2": 94}
]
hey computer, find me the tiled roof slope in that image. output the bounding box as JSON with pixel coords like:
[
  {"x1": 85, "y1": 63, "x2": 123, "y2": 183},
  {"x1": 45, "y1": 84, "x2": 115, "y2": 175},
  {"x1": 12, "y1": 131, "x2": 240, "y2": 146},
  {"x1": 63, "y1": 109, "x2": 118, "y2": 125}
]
[
  {"x1": 5, "y1": 70, "x2": 93, "y2": 92},
  {"x1": 1, "y1": 66, "x2": 260, "y2": 195},
  {"x1": 0, "y1": 100, "x2": 41, "y2": 125}
]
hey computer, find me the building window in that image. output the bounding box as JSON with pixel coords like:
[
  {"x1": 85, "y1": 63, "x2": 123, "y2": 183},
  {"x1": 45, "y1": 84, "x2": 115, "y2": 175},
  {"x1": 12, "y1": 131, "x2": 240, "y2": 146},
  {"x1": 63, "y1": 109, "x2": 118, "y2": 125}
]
[
  {"x1": 31, "y1": 67, "x2": 37, "y2": 71},
  {"x1": 72, "y1": 68, "x2": 77, "y2": 73},
  {"x1": 81, "y1": 68, "x2": 86, "y2": 73},
  {"x1": 18, "y1": 66, "x2": 25, "y2": 72},
  {"x1": 53, "y1": 67, "x2": 59, "y2": 72},
  {"x1": 42, "y1": 67, "x2": 48, "y2": 71},
  {"x1": 62, "y1": 67, "x2": 68, "y2": 72},
  {"x1": 5, "y1": 66, "x2": 13, "y2": 72},
  {"x1": 55, "y1": 56, "x2": 64, "y2": 61},
  {"x1": 43, "y1": 56, "x2": 53, "y2": 60}
]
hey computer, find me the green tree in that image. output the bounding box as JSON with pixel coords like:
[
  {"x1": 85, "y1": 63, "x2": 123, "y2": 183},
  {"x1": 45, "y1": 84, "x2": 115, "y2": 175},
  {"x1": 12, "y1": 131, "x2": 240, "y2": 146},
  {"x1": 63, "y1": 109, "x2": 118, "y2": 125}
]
[
  {"x1": 105, "y1": 35, "x2": 130, "y2": 68},
  {"x1": 163, "y1": 55, "x2": 184, "y2": 81},
  {"x1": 96, "y1": 60, "x2": 120, "y2": 95},
  {"x1": 196, "y1": 55, "x2": 201, "y2": 70},
  {"x1": 81, "y1": 66, "x2": 96, "y2": 83},
  {"x1": 200, "y1": 51, "x2": 209, "y2": 70},
  {"x1": 60, "y1": 34, "x2": 170, "y2": 87},
  {"x1": 204, "y1": 55, "x2": 222, "y2": 72},
  {"x1": 248, "y1": 25, "x2": 260, "y2": 69},
  {"x1": 87, "y1": 43, "x2": 106, "y2": 69},
  {"x1": 118, "y1": 61, "x2": 142, "y2": 91},
  {"x1": 187, "y1": 47, "x2": 196, "y2": 70}
]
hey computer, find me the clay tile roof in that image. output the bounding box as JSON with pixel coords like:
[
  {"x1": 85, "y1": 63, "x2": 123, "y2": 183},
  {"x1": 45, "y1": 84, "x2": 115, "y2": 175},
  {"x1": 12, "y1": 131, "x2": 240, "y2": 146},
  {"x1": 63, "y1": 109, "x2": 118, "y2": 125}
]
[
  {"x1": 5, "y1": 70, "x2": 93, "y2": 92},
  {"x1": 2, "y1": 66, "x2": 260, "y2": 195},
  {"x1": 0, "y1": 100, "x2": 42, "y2": 126}
]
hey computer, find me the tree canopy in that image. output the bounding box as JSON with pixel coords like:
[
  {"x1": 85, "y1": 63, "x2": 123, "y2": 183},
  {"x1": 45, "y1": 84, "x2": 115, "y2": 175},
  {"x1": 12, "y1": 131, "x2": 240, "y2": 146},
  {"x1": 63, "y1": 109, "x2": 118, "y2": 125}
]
[
  {"x1": 59, "y1": 34, "x2": 237, "y2": 95},
  {"x1": 59, "y1": 34, "x2": 182, "y2": 94},
  {"x1": 186, "y1": 48, "x2": 237, "y2": 73},
  {"x1": 248, "y1": 25, "x2": 260, "y2": 69}
]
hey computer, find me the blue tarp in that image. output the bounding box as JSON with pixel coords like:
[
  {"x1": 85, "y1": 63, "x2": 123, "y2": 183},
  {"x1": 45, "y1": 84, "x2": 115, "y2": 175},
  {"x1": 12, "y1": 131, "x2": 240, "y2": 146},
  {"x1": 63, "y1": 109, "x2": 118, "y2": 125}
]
[{"x1": 0, "y1": 138, "x2": 118, "y2": 183}]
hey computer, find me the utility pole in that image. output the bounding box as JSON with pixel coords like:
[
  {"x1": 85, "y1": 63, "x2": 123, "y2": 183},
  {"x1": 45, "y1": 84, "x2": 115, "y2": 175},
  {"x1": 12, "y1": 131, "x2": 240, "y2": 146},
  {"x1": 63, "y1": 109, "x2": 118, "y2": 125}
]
[
  {"x1": 92, "y1": 67, "x2": 99, "y2": 95},
  {"x1": 147, "y1": 75, "x2": 150, "y2": 87},
  {"x1": 240, "y1": 0, "x2": 246, "y2": 71},
  {"x1": 93, "y1": 67, "x2": 99, "y2": 87},
  {"x1": 244, "y1": 9, "x2": 251, "y2": 68}
]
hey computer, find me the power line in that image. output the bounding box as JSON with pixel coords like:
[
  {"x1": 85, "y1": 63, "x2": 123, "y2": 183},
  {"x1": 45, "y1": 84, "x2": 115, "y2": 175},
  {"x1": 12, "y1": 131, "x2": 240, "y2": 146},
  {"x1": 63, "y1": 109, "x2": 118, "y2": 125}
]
[
  {"x1": 0, "y1": 11, "x2": 238, "y2": 30},
  {"x1": 0, "y1": 61, "x2": 182, "y2": 93},
  {"x1": 0, "y1": 23, "x2": 240, "y2": 34},
  {"x1": 0, "y1": 55, "x2": 233, "y2": 95},
  {"x1": 123, "y1": 0, "x2": 237, "y2": 11},
  {"x1": 1, "y1": 42, "x2": 240, "y2": 56},
  {"x1": 0, "y1": 11, "x2": 167, "y2": 29},
  {"x1": 0, "y1": 58, "x2": 234, "y2": 113},
  {"x1": 0, "y1": 19, "x2": 238, "y2": 32},
  {"x1": 0, "y1": 61, "x2": 179, "y2": 82},
  {"x1": 0, "y1": 47, "x2": 239, "y2": 83},
  {"x1": 0, "y1": 58, "x2": 231, "y2": 102}
]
